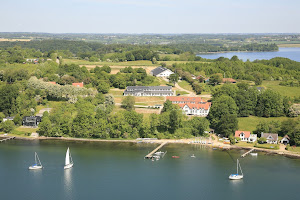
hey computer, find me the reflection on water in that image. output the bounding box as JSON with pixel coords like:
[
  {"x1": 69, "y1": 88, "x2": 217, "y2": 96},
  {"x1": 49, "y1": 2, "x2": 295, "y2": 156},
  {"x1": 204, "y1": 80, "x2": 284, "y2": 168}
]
[{"x1": 64, "y1": 169, "x2": 73, "y2": 200}]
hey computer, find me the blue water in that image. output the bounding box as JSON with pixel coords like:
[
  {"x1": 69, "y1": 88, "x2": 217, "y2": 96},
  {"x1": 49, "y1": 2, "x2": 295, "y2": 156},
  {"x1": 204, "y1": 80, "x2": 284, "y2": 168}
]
[
  {"x1": 1, "y1": 140, "x2": 300, "y2": 200},
  {"x1": 197, "y1": 47, "x2": 300, "y2": 62}
]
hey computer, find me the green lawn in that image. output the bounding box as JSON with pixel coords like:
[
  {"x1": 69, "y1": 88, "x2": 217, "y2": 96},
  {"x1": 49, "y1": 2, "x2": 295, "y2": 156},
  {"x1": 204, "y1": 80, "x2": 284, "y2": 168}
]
[
  {"x1": 288, "y1": 146, "x2": 300, "y2": 154},
  {"x1": 178, "y1": 80, "x2": 194, "y2": 92},
  {"x1": 235, "y1": 141, "x2": 255, "y2": 148},
  {"x1": 255, "y1": 143, "x2": 279, "y2": 150},
  {"x1": 64, "y1": 59, "x2": 157, "y2": 66},
  {"x1": 11, "y1": 126, "x2": 38, "y2": 136},
  {"x1": 261, "y1": 81, "x2": 300, "y2": 98},
  {"x1": 175, "y1": 90, "x2": 189, "y2": 95},
  {"x1": 238, "y1": 116, "x2": 299, "y2": 132}
]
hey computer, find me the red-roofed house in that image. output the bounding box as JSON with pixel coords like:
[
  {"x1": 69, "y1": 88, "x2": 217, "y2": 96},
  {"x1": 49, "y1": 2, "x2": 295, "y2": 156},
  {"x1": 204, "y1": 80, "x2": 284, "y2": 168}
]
[
  {"x1": 222, "y1": 78, "x2": 236, "y2": 83},
  {"x1": 235, "y1": 131, "x2": 257, "y2": 142},
  {"x1": 166, "y1": 96, "x2": 205, "y2": 104},
  {"x1": 178, "y1": 102, "x2": 211, "y2": 117},
  {"x1": 72, "y1": 82, "x2": 84, "y2": 88},
  {"x1": 48, "y1": 82, "x2": 56, "y2": 85},
  {"x1": 166, "y1": 96, "x2": 211, "y2": 116}
]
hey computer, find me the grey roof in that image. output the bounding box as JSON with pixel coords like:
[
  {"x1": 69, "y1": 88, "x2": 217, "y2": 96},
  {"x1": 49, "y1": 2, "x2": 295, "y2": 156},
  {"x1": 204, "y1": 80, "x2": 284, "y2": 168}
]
[
  {"x1": 261, "y1": 133, "x2": 278, "y2": 141},
  {"x1": 151, "y1": 66, "x2": 169, "y2": 76},
  {"x1": 126, "y1": 86, "x2": 172, "y2": 91}
]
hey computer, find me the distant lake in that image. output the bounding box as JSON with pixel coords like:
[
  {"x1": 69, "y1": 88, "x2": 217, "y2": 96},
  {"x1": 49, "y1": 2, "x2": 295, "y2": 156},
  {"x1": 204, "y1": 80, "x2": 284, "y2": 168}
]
[
  {"x1": 1, "y1": 140, "x2": 300, "y2": 200},
  {"x1": 197, "y1": 47, "x2": 300, "y2": 62}
]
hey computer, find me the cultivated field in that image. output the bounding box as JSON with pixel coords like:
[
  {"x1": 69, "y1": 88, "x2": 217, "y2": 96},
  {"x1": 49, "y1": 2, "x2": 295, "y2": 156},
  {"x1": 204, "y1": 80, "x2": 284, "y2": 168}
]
[
  {"x1": 0, "y1": 38, "x2": 31, "y2": 42},
  {"x1": 261, "y1": 81, "x2": 300, "y2": 98}
]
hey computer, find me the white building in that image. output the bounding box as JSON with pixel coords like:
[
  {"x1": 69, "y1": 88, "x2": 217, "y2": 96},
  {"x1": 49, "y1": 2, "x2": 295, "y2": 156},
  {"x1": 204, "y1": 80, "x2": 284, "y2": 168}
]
[
  {"x1": 261, "y1": 133, "x2": 278, "y2": 144},
  {"x1": 179, "y1": 103, "x2": 211, "y2": 117},
  {"x1": 150, "y1": 66, "x2": 174, "y2": 78},
  {"x1": 235, "y1": 131, "x2": 257, "y2": 142},
  {"x1": 123, "y1": 86, "x2": 174, "y2": 96}
]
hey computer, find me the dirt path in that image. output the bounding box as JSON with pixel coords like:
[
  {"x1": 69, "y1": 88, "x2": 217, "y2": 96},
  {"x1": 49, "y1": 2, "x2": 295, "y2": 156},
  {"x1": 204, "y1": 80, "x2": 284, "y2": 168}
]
[{"x1": 174, "y1": 82, "x2": 196, "y2": 96}]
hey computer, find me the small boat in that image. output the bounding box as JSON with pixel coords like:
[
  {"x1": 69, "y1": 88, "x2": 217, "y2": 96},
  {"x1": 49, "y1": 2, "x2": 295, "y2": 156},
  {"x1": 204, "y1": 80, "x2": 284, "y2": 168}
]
[
  {"x1": 64, "y1": 147, "x2": 74, "y2": 170},
  {"x1": 29, "y1": 152, "x2": 43, "y2": 170},
  {"x1": 250, "y1": 153, "x2": 258, "y2": 156},
  {"x1": 172, "y1": 156, "x2": 180, "y2": 158},
  {"x1": 191, "y1": 154, "x2": 196, "y2": 158},
  {"x1": 229, "y1": 159, "x2": 243, "y2": 180},
  {"x1": 154, "y1": 151, "x2": 164, "y2": 156}
]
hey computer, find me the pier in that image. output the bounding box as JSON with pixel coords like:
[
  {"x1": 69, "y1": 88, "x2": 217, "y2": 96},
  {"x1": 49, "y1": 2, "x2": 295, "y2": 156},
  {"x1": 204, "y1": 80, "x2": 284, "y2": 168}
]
[
  {"x1": 241, "y1": 148, "x2": 254, "y2": 157},
  {"x1": 0, "y1": 137, "x2": 15, "y2": 142},
  {"x1": 145, "y1": 142, "x2": 168, "y2": 159}
]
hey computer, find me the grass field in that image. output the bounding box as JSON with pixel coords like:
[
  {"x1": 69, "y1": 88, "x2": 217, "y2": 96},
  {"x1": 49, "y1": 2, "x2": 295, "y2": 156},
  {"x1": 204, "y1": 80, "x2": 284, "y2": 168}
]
[
  {"x1": 12, "y1": 126, "x2": 38, "y2": 136},
  {"x1": 288, "y1": 146, "x2": 300, "y2": 154},
  {"x1": 64, "y1": 59, "x2": 157, "y2": 66},
  {"x1": 0, "y1": 38, "x2": 31, "y2": 42},
  {"x1": 277, "y1": 44, "x2": 300, "y2": 47},
  {"x1": 0, "y1": 63, "x2": 38, "y2": 73},
  {"x1": 255, "y1": 143, "x2": 279, "y2": 150},
  {"x1": 178, "y1": 80, "x2": 194, "y2": 92},
  {"x1": 238, "y1": 115, "x2": 299, "y2": 132},
  {"x1": 261, "y1": 81, "x2": 300, "y2": 98}
]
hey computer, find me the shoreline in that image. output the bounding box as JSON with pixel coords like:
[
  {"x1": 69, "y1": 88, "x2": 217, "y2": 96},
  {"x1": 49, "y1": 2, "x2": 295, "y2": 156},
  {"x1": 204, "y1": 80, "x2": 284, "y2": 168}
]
[{"x1": 2, "y1": 135, "x2": 300, "y2": 159}]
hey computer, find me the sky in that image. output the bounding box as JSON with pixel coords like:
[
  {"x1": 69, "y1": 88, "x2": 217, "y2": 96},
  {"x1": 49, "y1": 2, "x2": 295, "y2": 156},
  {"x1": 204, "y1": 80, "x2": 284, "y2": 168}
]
[{"x1": 0, "y1": 0, "x2": 299, "y2": 33}]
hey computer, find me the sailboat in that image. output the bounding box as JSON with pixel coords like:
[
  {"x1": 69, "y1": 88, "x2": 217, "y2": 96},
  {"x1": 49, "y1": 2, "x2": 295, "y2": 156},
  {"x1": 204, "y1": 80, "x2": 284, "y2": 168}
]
[
  {"x1": 29, "y1": 152, "x2": 43, "y2": 170},
  {"x1": 64, "y1": 147, "x2": 74, "y2": 169},
  {"x1": 229, "y1": 159, "x2": 243, "y2": 180}
]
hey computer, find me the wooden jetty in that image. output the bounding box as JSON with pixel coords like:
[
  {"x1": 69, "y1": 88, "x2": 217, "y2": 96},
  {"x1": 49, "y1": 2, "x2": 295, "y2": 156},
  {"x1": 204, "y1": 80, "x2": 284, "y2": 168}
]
[
  {"x1": 0, "y1": 136, "x2": 15, "y2": 142},
  {"x1": 145, "y1": 142, "x2": 168, "y2": 159},
  {"x1": 241, "y1": 148, "x2": 254, "y2": 157}
]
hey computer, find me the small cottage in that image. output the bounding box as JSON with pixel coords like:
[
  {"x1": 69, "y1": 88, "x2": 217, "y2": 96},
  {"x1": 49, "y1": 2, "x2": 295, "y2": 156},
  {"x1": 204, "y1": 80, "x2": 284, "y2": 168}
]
[
  {"x1": 280, "y1": 135, "x2": 290, "y2": 145},
  {"x1": 261, "y1": 133, "x2": 278, "y2": 144},
  {"x1": 3, "y1": 116, "x2": 15, "y2": 122}
]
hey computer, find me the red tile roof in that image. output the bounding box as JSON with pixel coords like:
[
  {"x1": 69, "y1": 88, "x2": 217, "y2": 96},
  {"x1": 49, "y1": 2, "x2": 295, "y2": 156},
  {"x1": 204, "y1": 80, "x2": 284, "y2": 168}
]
[
  {"x1": 167, "y1": 96, "x2": 204, "y2": 103},
  {"x1": 235, "y1": 131, "x2": 251, "y2": 138},
  {"x1": 222, "y1": 78, "x2": 236, "y2": 83},
  {"x1": 48, "y1": 82, "x2": 56, "y2": 85},
  {"x1": 178, "y1": 102, "x2": 211, "y2": 110},
  {"x1": 72, "y1": 82, "x2": 84, "y2": 87}
]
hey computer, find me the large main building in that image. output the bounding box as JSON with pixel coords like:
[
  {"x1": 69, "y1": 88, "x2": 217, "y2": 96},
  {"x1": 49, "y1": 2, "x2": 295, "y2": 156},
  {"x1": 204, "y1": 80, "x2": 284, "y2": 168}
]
[{"x1": 166, "y1": 96, "x2": 211, "y2": 117}]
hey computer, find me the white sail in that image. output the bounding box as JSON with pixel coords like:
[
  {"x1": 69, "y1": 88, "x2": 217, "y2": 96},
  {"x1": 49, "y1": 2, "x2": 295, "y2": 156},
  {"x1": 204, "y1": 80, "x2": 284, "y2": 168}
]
[{"x1": 65, "y1": 148, "x2": 70, "y2": 166}]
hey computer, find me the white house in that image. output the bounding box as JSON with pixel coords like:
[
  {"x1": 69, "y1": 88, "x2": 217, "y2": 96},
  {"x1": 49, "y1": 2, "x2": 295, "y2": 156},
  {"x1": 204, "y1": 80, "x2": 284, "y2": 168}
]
[
  {"x1": 235, "y1": 131, "x2": 251, "y2": 142},
  {"x1": 178, "y1": 103, "x2": 211, "y2": 117},
  {"x1": 261, "y1": 133, "x2": 278, "y2": 144},
  {"x1": 280, "y1": 135, "x2": 290, "y2": 145},
  {"x1": 150, "y1": 66, "x2": 174, "y2": 78},
  {"x1": 249, "y1": 134, "x2": 258, "y2": 142},
  {"x1": 3, "y1": 117, "x2": 14, "y2": 122}
]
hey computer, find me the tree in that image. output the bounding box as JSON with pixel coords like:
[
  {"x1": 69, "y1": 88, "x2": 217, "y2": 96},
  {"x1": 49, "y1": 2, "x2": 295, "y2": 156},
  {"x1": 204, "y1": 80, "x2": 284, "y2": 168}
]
[
  {"x1": 216, "y1": 114, "x2": 238, "y2": 137},
  {"x1": 0, "y1": 112, "x2": 5, "y2": 123},
  {"x1": 121, "y1": 96, "x2": 135, "y2": 111},
  {"x1": 256, "y1": 89, "x2": 284, "y2": 117},
  {"x1": 38, "y1": 116, "x2": 52, "y2": 136},
  {"x1": 209, "y1": 73, "x2": 223, "y2": 86},
  {"x1": 162, "y1": 100, "x2": 174, "y2": 112},
  {"x1": 252, "y1": 71, "x2": 263, "y2": 85},
  {"x1": 97, "y1": 81, "x2": 110, "y2": 94},
  {"x1": 169, "y1": 73, "x2": 179, "y2": 86},
  {"x1": 0, "y1": 120, "x2": 15, "y2": 133}
]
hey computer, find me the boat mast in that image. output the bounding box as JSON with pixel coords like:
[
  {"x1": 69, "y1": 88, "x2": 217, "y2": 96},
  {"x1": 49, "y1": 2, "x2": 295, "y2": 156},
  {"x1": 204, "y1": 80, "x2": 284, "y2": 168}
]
[
  {"x1": 237, "y1": 159, "x2": 239, "y2": 174},
  {"x1": 35, "y1": 152, "x2": 37, "y2": 165}
]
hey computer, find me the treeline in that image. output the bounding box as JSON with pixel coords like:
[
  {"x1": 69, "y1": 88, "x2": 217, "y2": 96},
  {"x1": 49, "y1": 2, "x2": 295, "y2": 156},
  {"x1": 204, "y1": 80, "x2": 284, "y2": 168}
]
[
  {"x1": 168, "y1": 43, "x2": 278, "y2": 53},
  {"x1": 38, "y1": 98, "x2": 210, "y2": 139},
  {"x1": 0, "y1": 40, "x2": 278, "y2": 62},
  {"x1": 170, "y1": 57, "x2": 300, "y2": 85},
  {"x1": 253, "y1": 119, "x2": 300, "y2": 146},
  {"x1": 207, "y1": 83, "x2": 293, "y2": 139}
]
